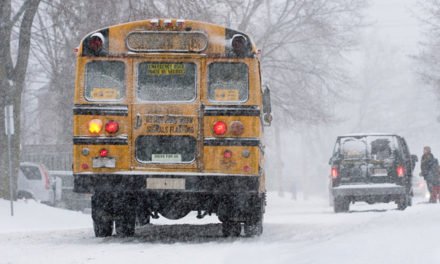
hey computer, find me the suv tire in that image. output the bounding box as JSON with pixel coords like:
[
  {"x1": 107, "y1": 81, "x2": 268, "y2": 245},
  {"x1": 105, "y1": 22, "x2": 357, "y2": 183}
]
[
  {"x1": 397, "y1": 194, "x2": 410, "y2": 211},
  {"x1": 334, "y1": 197, "x2": 350, "y2": 213}
]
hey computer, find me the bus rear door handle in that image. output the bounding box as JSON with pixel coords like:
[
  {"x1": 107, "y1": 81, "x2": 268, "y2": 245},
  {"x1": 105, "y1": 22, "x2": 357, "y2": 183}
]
[{"x1": 135, "y1": 114, "x2": 142, "y2": 129}]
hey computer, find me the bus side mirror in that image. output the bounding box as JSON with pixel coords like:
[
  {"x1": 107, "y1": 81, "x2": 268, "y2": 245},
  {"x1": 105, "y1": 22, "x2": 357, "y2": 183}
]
[{"x1": 262, "y1": 85, "x2": 272, "y2": 126}]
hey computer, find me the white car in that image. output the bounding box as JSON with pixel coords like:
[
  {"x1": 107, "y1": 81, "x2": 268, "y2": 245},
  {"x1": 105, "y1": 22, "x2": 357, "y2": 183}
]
[
  {"x1": 17, "y1": 162, "x2": 55, "y2": 204},
  {"x1": 412, "y1": 176, "x2": 430, "y2": 199}
]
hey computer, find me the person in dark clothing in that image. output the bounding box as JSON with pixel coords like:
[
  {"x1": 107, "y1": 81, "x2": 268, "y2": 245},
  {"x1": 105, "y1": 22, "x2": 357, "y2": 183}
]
[
  {"x1": 420, "y1": 146, "x2": 438, "y2": 202},
  {"x1": 430, "y1": 162, "x2": 440, "y2": 203}
]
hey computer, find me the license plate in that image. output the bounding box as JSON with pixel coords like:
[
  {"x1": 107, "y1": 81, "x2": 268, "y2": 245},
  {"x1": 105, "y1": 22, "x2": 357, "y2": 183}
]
[
  {"x1": 372, "y1": 168, "x2": 388, "y2": 176},
  {"x1": 146, "y1": 178, "x2": 185, "y2": 190},
  {"x1": 151, "y1": 154, "x2": 182, "y2": 163},
  {"x1": 92, "y1": 157, "x2": 116, "y2": 168}
]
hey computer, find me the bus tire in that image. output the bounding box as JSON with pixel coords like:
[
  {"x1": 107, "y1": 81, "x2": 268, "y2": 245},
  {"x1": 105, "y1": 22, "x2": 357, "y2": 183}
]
[
  {"x1": 114, "y1": 194, "x2": 136, "y2": 237},
  {"x1": 244, "y1": 216, "x2": 263, "y2": 237},
  {"x1": 244, "y1": 199, "x2": 264, "y2": 237},
  {"x1": 92, "y1": 192, "x2": 113, "y2": 237},
  {"x1": 222, "y1": 221, "x2": 241, "y2": 237},
  {"x1": 115, "y1": 215, "x2": 135, "y2": 237}
]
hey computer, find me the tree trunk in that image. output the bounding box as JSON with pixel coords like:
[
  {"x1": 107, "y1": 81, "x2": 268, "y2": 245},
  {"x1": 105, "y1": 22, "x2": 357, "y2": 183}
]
[{"x1": 0, "y1": 0, "x2": 41, "y2": 199}]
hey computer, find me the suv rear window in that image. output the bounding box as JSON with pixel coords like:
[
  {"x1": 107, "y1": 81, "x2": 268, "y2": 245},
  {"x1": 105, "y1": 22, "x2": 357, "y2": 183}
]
[
  {"x1": 208, "y1": 62, "x2": 248, "y2": 102},
  {"x1": 85, "y1": 61, "x2": 125, "y2": 101},
  {"x1": 337, "y1": 135, "x2": 397, "y2": 160},
  {"x1": 20, "y1": 166, "x2": 41, "y2": 180},
  {"x1": 340, "y1": 138, "x2": 367, "y2": 159}
]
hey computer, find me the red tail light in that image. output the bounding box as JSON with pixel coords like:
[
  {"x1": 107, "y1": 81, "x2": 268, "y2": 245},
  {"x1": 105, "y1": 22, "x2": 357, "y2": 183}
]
[
  {"x1": 164, "y1": 19, "x2": 173, "y2": 28},
  {"x1": 176, "y1": 19, "x2": 185, "y2": 28},
  {"x1": 397, "y1": 166, "x2": 405, "y2": 177},
  {"x1": 213, "y1": 121, "x2": 227, "y2": 135},
  {"x1": 105, "y1": 120, "x2": 119, "y2": 134},
  {"x1": 88, "y1": 33, "x2": 104, "y2": 53},
  {"x1": 99, "y1": 149, "x2": 109, "y2": 158},
  {"x1": 331, "y1": 166, "x2": 339, "y2": 179},
  {"x1": 224, "y1": 150, "x2": 233, "y2": 159},
  {"x1": 231, "y1": 34, "x2": 248, "y2": 55}
]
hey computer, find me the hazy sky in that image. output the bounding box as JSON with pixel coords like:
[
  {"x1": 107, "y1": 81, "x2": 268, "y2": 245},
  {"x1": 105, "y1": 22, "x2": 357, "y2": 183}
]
[{"x1": 368, "y1": 0, "x2": 421, "y2": 52}]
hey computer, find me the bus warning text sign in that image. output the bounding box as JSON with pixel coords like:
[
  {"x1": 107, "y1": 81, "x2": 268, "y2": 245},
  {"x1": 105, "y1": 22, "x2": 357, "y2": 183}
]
[{"x1": 147, "y1": 64, "x2": 185, "y2": 75}]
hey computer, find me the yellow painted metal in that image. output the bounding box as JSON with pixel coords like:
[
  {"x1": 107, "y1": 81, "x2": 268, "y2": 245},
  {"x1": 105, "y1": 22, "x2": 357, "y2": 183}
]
[
  {"x1": 203, "y1": 146, "x2": 259, "y2": 175},
  {"x1": 73, "y1": 145, "x2": 130, "y2": 172},
  {"x1": 204, "y1": 116, "x2": 260, "y2": 138},
  {"x1": 73, "y1": 19, "x2": 266, "y2": 194},
  {"x1": 74, "y1": 115, "x2": 129, "y2": 137}
]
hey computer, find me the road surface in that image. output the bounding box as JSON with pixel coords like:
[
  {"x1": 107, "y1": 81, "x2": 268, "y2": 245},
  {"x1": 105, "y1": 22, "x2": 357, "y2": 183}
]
[{"x1": 1, "y1": 194, "x2": 439, "y2": 264}]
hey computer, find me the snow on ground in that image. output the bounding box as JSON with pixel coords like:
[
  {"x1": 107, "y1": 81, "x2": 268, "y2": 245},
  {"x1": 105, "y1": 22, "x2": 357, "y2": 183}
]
[{"x1": 1, "y1": 194, "x2": 440, "y2": 264}]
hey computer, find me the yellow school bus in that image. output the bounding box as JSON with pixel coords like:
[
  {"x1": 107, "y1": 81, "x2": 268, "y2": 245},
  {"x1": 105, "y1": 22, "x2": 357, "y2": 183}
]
[{"x1": 72, "y1": 18, "x2": 272, "y2": 237}]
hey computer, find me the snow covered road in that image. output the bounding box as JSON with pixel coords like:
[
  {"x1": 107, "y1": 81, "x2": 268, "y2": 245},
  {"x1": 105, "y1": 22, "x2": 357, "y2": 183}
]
[{"x1": 1, "y1": 194, "x2": 440, "y2": 264}]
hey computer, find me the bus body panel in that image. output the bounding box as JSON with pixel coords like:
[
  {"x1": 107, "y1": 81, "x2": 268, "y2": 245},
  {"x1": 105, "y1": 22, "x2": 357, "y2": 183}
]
[{"x1": 73, "y1": 19, "x2": 267, "y2": 237}]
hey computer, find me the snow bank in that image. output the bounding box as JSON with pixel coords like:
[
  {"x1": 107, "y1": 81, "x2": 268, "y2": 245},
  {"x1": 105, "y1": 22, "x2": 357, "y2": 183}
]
[
  {"x1": 1, "y1": 194, "x2": 440, "y2": 264},
  {"x1": 0, "y1": 199, "x2": 91, "y2": 233}
]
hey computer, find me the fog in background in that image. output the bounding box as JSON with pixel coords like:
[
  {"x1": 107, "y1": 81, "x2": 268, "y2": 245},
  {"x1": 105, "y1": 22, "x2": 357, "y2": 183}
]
[
  {"x1": 13, "y1": 0, "x2": 440, "y2": 199},
  {"x1": 265, "y1": 0, "x2": 440, "y2": 198}
]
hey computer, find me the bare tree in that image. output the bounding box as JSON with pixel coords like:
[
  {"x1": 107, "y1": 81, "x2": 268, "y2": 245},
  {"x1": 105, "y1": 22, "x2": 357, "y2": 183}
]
[
  {"x1": 26, "y1": 1, "x2": 366, "y2": 196},
  {"x1": 0, "y1": 0, "x2": 41, "y2": 198},
  {"x1": 415, "y1": 0, "x2": 440, "y2": 100}
]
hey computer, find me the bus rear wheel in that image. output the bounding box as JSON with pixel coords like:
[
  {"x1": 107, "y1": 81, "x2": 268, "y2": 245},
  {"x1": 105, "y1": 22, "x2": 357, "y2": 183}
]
[
  {"x1": 114, "y1": 193, "x2": 136, "y2": 237},
  {"x1": 222, "y1": 221, "x2": 242, "y2": 237},
  {"x1": 115, "y1": 215, "x2": 135, "y2": 237},
  {"x1": 244, "y1": 213, "x2": 263, "y2": 237},
  {"x1": 92, "y1": 192, "x2": 113, "y2": 237}
]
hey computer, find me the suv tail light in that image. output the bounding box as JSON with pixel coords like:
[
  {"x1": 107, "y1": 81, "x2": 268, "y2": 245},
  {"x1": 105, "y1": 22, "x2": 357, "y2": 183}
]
[
  {"x1": 397, "y1": 166, "x2": 405, "y2": 177},
  {"x1": 331, "y1": 166, "x2": 339, "y2": 179}
]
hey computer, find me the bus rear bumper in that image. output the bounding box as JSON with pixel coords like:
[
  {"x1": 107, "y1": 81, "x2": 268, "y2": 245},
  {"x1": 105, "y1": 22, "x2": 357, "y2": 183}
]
[{"x1": 73, "y1": 172, "x2": 260, "y2": 194}]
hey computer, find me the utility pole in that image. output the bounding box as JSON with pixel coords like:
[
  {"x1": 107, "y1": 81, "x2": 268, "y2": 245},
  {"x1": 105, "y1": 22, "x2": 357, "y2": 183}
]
[{"x1": 5, "y1": 105, "x2": 14, "y2": 216}]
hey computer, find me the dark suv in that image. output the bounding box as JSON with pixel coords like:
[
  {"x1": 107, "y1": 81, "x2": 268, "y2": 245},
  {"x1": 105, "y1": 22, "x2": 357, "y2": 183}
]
[{"x1": 329, "y1": 134, "x2": 417, "y2": 212}]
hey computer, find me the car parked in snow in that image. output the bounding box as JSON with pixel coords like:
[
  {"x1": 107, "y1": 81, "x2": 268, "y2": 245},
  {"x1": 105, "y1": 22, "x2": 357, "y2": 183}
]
[
  {"x1": 17, "y1": 162, "x2": 55, "y2": 204},
  {"x1": 50, "y1": 170, "x2": 91, "y2": 211},
  {"x1": 412, "y1": 175, "x2": 429, "y2": 199},
  {"x1": 329, "y1": 133, "x2": 417, "y2": 212}
]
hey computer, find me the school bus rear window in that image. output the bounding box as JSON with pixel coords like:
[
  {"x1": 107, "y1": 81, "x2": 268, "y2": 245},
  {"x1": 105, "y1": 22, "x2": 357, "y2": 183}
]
[
  {"x1": 135, "y1": 136, "x2": 197, "y2": 163},
  {"x1": 85, "y1": 61, "x2": 125, "y2": 101},
  {"x1": 137, "y1": 62, "x2": 196, "y2": 102},
  {"x1": 208, "y1": 63, "x2": 249, "y2": 102}
]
